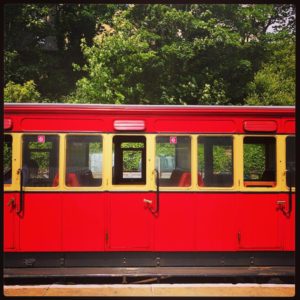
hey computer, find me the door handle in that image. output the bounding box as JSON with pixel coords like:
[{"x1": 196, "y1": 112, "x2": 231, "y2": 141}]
[
  {"x1": 144, "y1": 169, "x2": 160, "y2": 215},
  {"x1": 277, "y1": 200, "x2": 286, "y2": 205},
  {"x1": 277, "y1": 198, "x2": 292, "y2": 218},
  {"x1": 7, "y1": 198, "x2": 16, "y2": 207},
  {"x1": 143, "y1": 199, "x2": 152, "y2": 204}
]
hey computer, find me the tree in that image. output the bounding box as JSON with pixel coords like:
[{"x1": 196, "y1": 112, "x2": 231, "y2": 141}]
[
  {"x1": 73, "y1": 8, "x2": 162, "y2": 104},
  {"x1": 245, "y1": 33, "x2": 295, "y2": 105},
  {"x1": 4, "y1": 80, "x2": 41, "y2": 103},
  {"x1": 73, "y1": 4, "x2": 295, "y2": 105},
  {"x1": 72, "y1": 5, "x2": 241, "y2": 104},
  {"x1": 271, "y1": 4, "x2": 295, "y2": 35},
  {"x1": 4, "y1": 4, "x2": 124, "y2": 101},
  {"x1": 4, "y1": 4, "x2": 295, "y2": 105},
  {"x1": 4, "y1": 4, "x2": 54, "y2": 84}
]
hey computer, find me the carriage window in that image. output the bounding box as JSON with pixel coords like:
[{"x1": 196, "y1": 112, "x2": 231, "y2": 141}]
[
  {"x1": 22, "y1": 135, "x2": 59, "y2": 187},
  {"x1": 113, "y1": 136, "x2": 146, "y2": 185},
  {"x1": 198, "y1": 137, "x2": 233, "y2": 187},
  {"x1": 244, "y1": 137, "x2": 276, "y2": 187},
  {"x1": 156, "y1": 136, "x2": 191, "y2": 187},
  {"x1": 66, "y1": 136, "x2": 102, "y2": 187},
  {"x1": 286, "y1": 136, "x2": 295, "y2": 187},
  {"x1": 4, "y1": 135, "x2": 12, "y2": 184}
]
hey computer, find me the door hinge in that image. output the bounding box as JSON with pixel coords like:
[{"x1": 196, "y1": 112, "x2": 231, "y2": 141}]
[
  {"x1": 105, "y1": 232, "x2": 109, "y2": 244},
  {"x1": 237, "y1": 231, "x2": 241, "y2": 243}
]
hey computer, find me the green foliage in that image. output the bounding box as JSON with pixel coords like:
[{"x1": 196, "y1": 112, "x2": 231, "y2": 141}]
[
  {"x1": 118, "y1": 142, "x2": 144, "y2": 172},
  {"x1": 74, "y1": 10, "x2": 159, "y2": 104},
  {"x1": 4, "y1": 4, "x2": 123, "y2": 101},
  {"x1": 212, "y1": 145, "x2": 232, "y2": 174},
  {"x1": 156, "y1": 143, "x2": 175, "y2": 157},
  {"x1": 89, "y1": 142, "x2": 102, "y2": 154},
  {"x1": 4, "y1": 50, "x2": 19, "y2": 83},
  {"x1": 4, "y1": 138, "x2": 12, "y2": 174},
  {"x1": 123, "y1": 151, "x2": 141, "y2": 172},
  {"x1": 4, "y1": 80, "x2": 41, "y2": 103},
  {"x1": 198, "y1": 143, "x2": 232, "y2": 174},
  {"x1": 73, "y1": 4, "x2": 295, "y2": 105},
  {"x1": 28, "y1": 141, "x2": 53, "y2": 171},
  {"x1": 244, "y1": 144, "x2": 265, "y2": 179},
  {"x1": 245, "y1": 34, "x2": 295, "y2": 105},
  {"x1": 4, "y1": 4, "x2": 295, "y2": 105},
  {"x1": 198, "y1": 145, "x2": 205, "y2": 173}
]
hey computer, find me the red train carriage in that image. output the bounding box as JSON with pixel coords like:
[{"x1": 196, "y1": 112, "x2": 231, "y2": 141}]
[{"x1": 3, "y1": 104, "x2": 295, "y2": 278}]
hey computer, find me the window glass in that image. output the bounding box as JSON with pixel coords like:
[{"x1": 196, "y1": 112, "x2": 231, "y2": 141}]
[
  {"x1": 66, "y1": 136, "x2": 102, "y2": 187},
  {"x1": 113, "y1": 136, "x2": 146, "y2": 184},
  {"x1": 22, "y1": 135, "x2": 59, "y2": 187},
  {"x1": 4, "y1": 135, "x2": 12, "y2": 184},
  {"x1": 244, "y1": 137, "x2": 276, "y2": 187},
  {"x1": 198, "y1": 137, "x2": 233, "y2": 187},
  {"x1": 286, "y1": 136, "x2": 295, "y2": 187},
  {"x1": 156, "y1": 136, "x2": 191, "y2": 187}
]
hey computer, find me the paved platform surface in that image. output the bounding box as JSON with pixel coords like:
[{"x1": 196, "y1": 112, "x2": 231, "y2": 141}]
[{"x1": 4, "y1": 283, "x2": 295, "y2": 297}]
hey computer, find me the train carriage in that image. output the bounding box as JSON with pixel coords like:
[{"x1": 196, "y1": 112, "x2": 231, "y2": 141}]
[{"x1": 3, "y1": 103, "x2": 295, "y2": 278}]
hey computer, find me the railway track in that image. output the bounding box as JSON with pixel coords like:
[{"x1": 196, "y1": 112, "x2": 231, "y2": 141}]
[{"x1": 4, "y1": 265, "x2": 294, "y2": 286}]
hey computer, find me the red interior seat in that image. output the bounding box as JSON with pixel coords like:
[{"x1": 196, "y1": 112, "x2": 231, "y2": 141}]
[
  {"x1": 178, "y1": 172, "x2": 191, "y2": 187},
  {"x1": 66, "y1": 173, "x2": 80, "y2": 187},
  {"x1": 52, "y1": 173, "x2": 59, "y2": 187}
]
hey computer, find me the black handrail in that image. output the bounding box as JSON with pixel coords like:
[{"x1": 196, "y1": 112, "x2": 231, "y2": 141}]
[
  {"x1": 280, "y1": 167, "x2": 294, "y2": 218},
  {"x1": 150, "y1": 169, "x2": 160, "y2": 214},
  {"x1": 287, "y1": 168, "x2": 293, "y2": 217},
  {"x1": 17, "y1": 169, "x2": 24, "y2": 215}
]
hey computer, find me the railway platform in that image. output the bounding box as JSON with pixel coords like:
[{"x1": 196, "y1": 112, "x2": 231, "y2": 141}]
[{"x1": 4, "y1": 283, "x2": 295, "y2": 297}]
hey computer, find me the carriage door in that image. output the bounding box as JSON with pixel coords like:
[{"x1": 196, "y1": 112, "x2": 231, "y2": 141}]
[
  {"x1": 153, "y1": 135, "x2": 194, "y2": 250},
  {"x1": 4, "y1": 134, "x2": 19, "y2": 250},
  {"x1": 239, "y1": 136, "x2": 282, "y2": 249},
  {"x1": 107, "y1": 135, "x2": 153, "y2": 250},
  {"x1": 18, "y1": 135, "x2": 61, "y2": 251}
]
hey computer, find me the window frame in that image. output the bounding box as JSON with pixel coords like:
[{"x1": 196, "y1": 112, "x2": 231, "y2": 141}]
[
  {"x1": 108, "y1": 134, "x2": 152, "y2": 191},
  {"x1": 155, "y1": 134, "x2": 193, "y2": 190},
  {"x1": 112, "y1": 135, "x2": 147, "y2": 185},
  {"x1": 242, "y1": 134, "x2": 279, "y2": 191},
  {"x1": 63, "y1": 134, "x2": 105, "y2": 191},
  {"x1": 15, "y1": 132, "x2": 288, "y2": 193},
  {"x1": 196, "y1": 134, "x2": 235, "y2": 190},
  {"x1": 21, "y1": 133, "x2": 60, "y2": 191}
]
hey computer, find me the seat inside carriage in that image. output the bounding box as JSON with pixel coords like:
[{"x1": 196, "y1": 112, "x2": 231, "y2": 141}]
[
  {"x1": 159, "y1": 169, "x2": 204, "y2": 187},
  {"x1": 52, "y1": 169, "x2": 101, "y2": 187},
  {"x1": 160, "y1": 168, "x2": 234, "y2": 187}
]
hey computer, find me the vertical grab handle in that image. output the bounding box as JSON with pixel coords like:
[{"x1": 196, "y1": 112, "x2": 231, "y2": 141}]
[
  {"x1": 279, "y1": 168, "x2": 293, "y2": 218},
  {"x1": 155, "y1": 169, "x2": 160, "y2": 214},
  {"x1": 17, "y1": 169, "x2": 24, "y2": 215},
  {"x1": 150, "y1": 169, "x2": 160, "y2": 214},
  {"x1": 287, "y1": 169, "x2": 293, "y2": 217}
]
